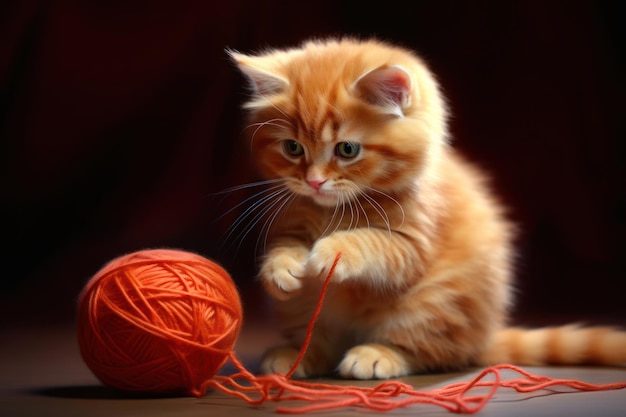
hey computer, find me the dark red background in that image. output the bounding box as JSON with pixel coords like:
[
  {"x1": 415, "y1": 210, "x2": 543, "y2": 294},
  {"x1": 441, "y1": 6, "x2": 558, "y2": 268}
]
[{"x1": 1, "y1": 1, "x2": 624, "y2": 327}]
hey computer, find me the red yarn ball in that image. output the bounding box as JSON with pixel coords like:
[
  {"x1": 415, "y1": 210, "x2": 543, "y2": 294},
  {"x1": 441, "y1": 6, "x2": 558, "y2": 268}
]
[{"x1": 77, "y1": 249, "x2": 243, "y2": 397}]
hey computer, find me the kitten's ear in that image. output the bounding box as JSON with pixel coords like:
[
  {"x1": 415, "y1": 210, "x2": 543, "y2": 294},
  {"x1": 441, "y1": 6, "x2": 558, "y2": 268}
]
[
  {"x1": 227, "y1": 50, "x2": 288, "y2": 96},
  {"x1": 352, "y1": 66, "x2": 411, "y2": 117}
]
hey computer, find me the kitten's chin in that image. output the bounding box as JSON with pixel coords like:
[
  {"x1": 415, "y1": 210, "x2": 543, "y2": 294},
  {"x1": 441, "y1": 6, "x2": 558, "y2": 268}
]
[
  {"x1": 309, "y1": 192, "x2": 339, "y2": 207},
  {"x1": 291, "y1": 185, "x2": 341, "y2": 206}
]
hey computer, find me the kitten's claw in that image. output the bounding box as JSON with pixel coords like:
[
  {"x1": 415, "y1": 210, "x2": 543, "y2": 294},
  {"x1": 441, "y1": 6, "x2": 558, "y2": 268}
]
[
  {"x1": 338, "y1": 344, "x2": 411, "y2": 380},
  {"x1": 260, "y1": 346, "x2": 309, "y2": 378}
]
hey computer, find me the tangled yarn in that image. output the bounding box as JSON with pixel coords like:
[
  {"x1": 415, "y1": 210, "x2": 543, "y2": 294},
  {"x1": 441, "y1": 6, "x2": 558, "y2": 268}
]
[
  {"x1": 77, "y1": 248, "x2": 242, "y2": 396},
  {"x1": 78, "y1": 250, "x2": 626, "y2": 413}
]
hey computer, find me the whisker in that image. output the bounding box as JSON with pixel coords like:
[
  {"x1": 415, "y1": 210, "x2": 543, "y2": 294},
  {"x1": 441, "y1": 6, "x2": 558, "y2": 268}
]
[
  {"x1": 255, "y1": 192, "x2": 296, "y2": 255},
  {"x1": 211, "y1": 178, "x2": 285, "y2": 196},
  {"x1": 245, "y1": 118, "x2": 292, "y2": 135},
  {"x1": 341, "y1": 190, "x2": 356, "y2": 232},
  {"x1": 245, "y1": 118, "x2": 292, "y2": 154},
  {"x1": 221, "y1": 185, "x2": 290, "y2": 252},
  {"x1": 346, "y1": 188, "x2": 365, "y2": 231},
  {"x1": 224, "y1": 187, "x2": 284, "y2": 236},
  {"x1": 320, "y1": 193, "x2": 347, "y2": 237},
  {"x1": 337, "y1": 194, "x2": 346, "y2": 226},
  {"x1": 363, "y1": 186, "x2": 406, "y2": 228},
  {"x1": 350, "y1": 188, "x2": 370, "y2": 229},
  {"x1": 356, "y1": 195, "x2": 371, "y2": 230},
  {"x1": 360, "y1": 191, "x2": 392, "y2": 238},
  {"x1": 242, "y1": 118, "x2": 292, "y2": 133},
  {"x1": 319, "y1": 196, "x2": 339, "y2": 237},
  {"x1": 213, "y1": 180, "x2": 287, "y2": 223}
]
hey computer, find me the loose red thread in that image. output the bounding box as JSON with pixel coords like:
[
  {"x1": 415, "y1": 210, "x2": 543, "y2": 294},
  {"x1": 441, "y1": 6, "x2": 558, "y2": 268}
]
[{"x1": 203, "y1": 253, "x2": 626, "y2": 414}]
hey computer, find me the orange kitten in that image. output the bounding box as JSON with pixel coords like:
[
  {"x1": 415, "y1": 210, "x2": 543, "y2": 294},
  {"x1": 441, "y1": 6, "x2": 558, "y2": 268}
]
[{"x1": 228, "y1": 37, "x2": 626, "y2": 379}]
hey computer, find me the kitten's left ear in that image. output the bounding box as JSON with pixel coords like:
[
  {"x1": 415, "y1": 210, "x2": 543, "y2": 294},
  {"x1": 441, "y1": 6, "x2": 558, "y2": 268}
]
[
  {"x1": 227, "y1": 49, "x2": 288, "y2": 96},
  {"x1": 352, "y1": 66, "x2": 411, "y2": 117}
]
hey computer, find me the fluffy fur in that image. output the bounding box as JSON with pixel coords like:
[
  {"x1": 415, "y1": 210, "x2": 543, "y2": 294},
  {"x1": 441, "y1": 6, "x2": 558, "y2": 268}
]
[{"x1": 228, "y1": 37, "x2": 626, "y2": 379}]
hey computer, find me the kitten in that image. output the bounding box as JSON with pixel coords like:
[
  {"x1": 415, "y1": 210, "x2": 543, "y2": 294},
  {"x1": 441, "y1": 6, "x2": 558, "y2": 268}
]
[{"x1": 228, "y1": 37, "x2": 626, "y2": 379}]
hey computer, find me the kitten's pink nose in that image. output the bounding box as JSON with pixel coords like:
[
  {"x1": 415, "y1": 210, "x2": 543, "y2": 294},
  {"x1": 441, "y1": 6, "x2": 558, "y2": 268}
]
[{"x1": 306, "y1": 179, "x2": 326, "y2": 191}]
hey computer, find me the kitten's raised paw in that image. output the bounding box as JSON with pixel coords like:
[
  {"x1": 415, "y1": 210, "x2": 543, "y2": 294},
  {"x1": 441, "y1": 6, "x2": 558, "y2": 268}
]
[
  {"x1": 306, "y1": 235, "x2": 356, "y2": 282},
  {"x1": 260, "y1": 250, "x2": 307, "y2": 300},
  {"x1": 338, "y1": 344, "x2": 411, "y2": 380},
  {"x1": 260, "y1": 346, "x2": 310, "y2": 378}
]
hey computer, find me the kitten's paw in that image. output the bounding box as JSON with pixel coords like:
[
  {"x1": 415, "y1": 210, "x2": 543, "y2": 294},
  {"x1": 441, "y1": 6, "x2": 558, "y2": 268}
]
[
  {"x1": 260, "y1": 346, "x2": 310, "y2": 378},
  {"x1": 338, "y1": 344, "x2": 411, "y2": 380},
  {"x1": 260, "y1": 249, "x2": 307, "y2": 300},
  {"x1": 306, "y1": 235, "x2": 356, "y2": 282}
]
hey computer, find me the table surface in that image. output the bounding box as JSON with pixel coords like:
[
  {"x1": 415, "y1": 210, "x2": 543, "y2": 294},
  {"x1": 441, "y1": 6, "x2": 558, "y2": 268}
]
[{"x1": 2, "y1": 323, "x2": 626, "y2": 417}]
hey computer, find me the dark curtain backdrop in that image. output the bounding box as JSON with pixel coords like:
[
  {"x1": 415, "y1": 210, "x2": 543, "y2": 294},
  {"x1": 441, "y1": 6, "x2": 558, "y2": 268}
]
[{"x1": 1, "y1": 0, "x2": 624, "y2": 326}]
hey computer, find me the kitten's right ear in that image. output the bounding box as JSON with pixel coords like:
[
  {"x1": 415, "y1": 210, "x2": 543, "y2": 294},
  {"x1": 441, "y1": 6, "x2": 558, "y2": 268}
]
[
  {"x1": 352, "y1": 65, "x2": 412, "y2": 117},
  {"x1": 227, "y1": 49, "x2": 288, "y2": 96}
]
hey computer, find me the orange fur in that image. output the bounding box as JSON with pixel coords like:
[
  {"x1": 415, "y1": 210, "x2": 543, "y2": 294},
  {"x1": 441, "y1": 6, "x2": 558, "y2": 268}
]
[{"x1": 229, "y1": 37, "x2": 626, "y2": 379}]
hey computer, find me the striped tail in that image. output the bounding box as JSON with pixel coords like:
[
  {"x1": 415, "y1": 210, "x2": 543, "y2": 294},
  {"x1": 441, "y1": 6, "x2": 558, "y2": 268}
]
[{"x1": 481, "y1": 325, "x2": 626, "y2": 366}]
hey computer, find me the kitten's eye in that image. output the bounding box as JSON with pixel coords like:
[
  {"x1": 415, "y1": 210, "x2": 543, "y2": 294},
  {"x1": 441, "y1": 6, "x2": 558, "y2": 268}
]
[
  {"x1": 335, "y1": 142, "x2": 361, "y2": 159},
  {"x1": 283, "y1": 140, "x2": 304, "y2": 156}
]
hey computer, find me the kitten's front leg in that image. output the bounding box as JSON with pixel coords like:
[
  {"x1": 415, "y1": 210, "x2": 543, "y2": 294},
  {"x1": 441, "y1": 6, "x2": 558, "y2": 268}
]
[
  {"x1": 306, "y1": 229, "x2": 417, "y2": 287},
  {"x1": 260, "y1": 245, "x2": 309, "y2": 300}
]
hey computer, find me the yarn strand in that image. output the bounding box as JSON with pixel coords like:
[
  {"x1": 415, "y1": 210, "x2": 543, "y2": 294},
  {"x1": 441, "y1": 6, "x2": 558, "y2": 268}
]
[
  {"x1": 285, "y1": 252, "x2": 341, "y2": 379},
  {"x1": 203, "y1": 253, "x2": 626, "y2": 414}
]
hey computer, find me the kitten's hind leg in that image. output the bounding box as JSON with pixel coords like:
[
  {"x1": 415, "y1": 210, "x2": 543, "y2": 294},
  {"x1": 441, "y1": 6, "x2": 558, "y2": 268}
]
[
  {"x1": 260, "y1": 346, "x2": 309, "y2": 377},
  {"x1": 260, "y1": 343, "x2": 335, "y2": 378},
  {"x1": 338, "y1": 343, "x2": 412, "y2": 379}
]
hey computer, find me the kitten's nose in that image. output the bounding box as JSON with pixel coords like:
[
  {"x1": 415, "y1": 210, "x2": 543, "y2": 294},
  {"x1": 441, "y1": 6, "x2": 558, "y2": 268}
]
[{"x1": 306, "y1": 179, "x2": 326, "y2": 191}]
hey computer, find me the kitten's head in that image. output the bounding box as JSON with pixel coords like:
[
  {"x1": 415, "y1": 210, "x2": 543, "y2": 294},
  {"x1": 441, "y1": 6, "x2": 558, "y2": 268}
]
[{"x1": 230, "y1": 38, "x2": 448, "y2": 207}]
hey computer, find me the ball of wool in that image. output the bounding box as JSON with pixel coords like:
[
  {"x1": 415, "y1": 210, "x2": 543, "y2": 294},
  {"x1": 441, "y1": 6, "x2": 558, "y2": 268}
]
[{"x1": 77, "y1": 249, "x2": 242, "y2": 396}]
